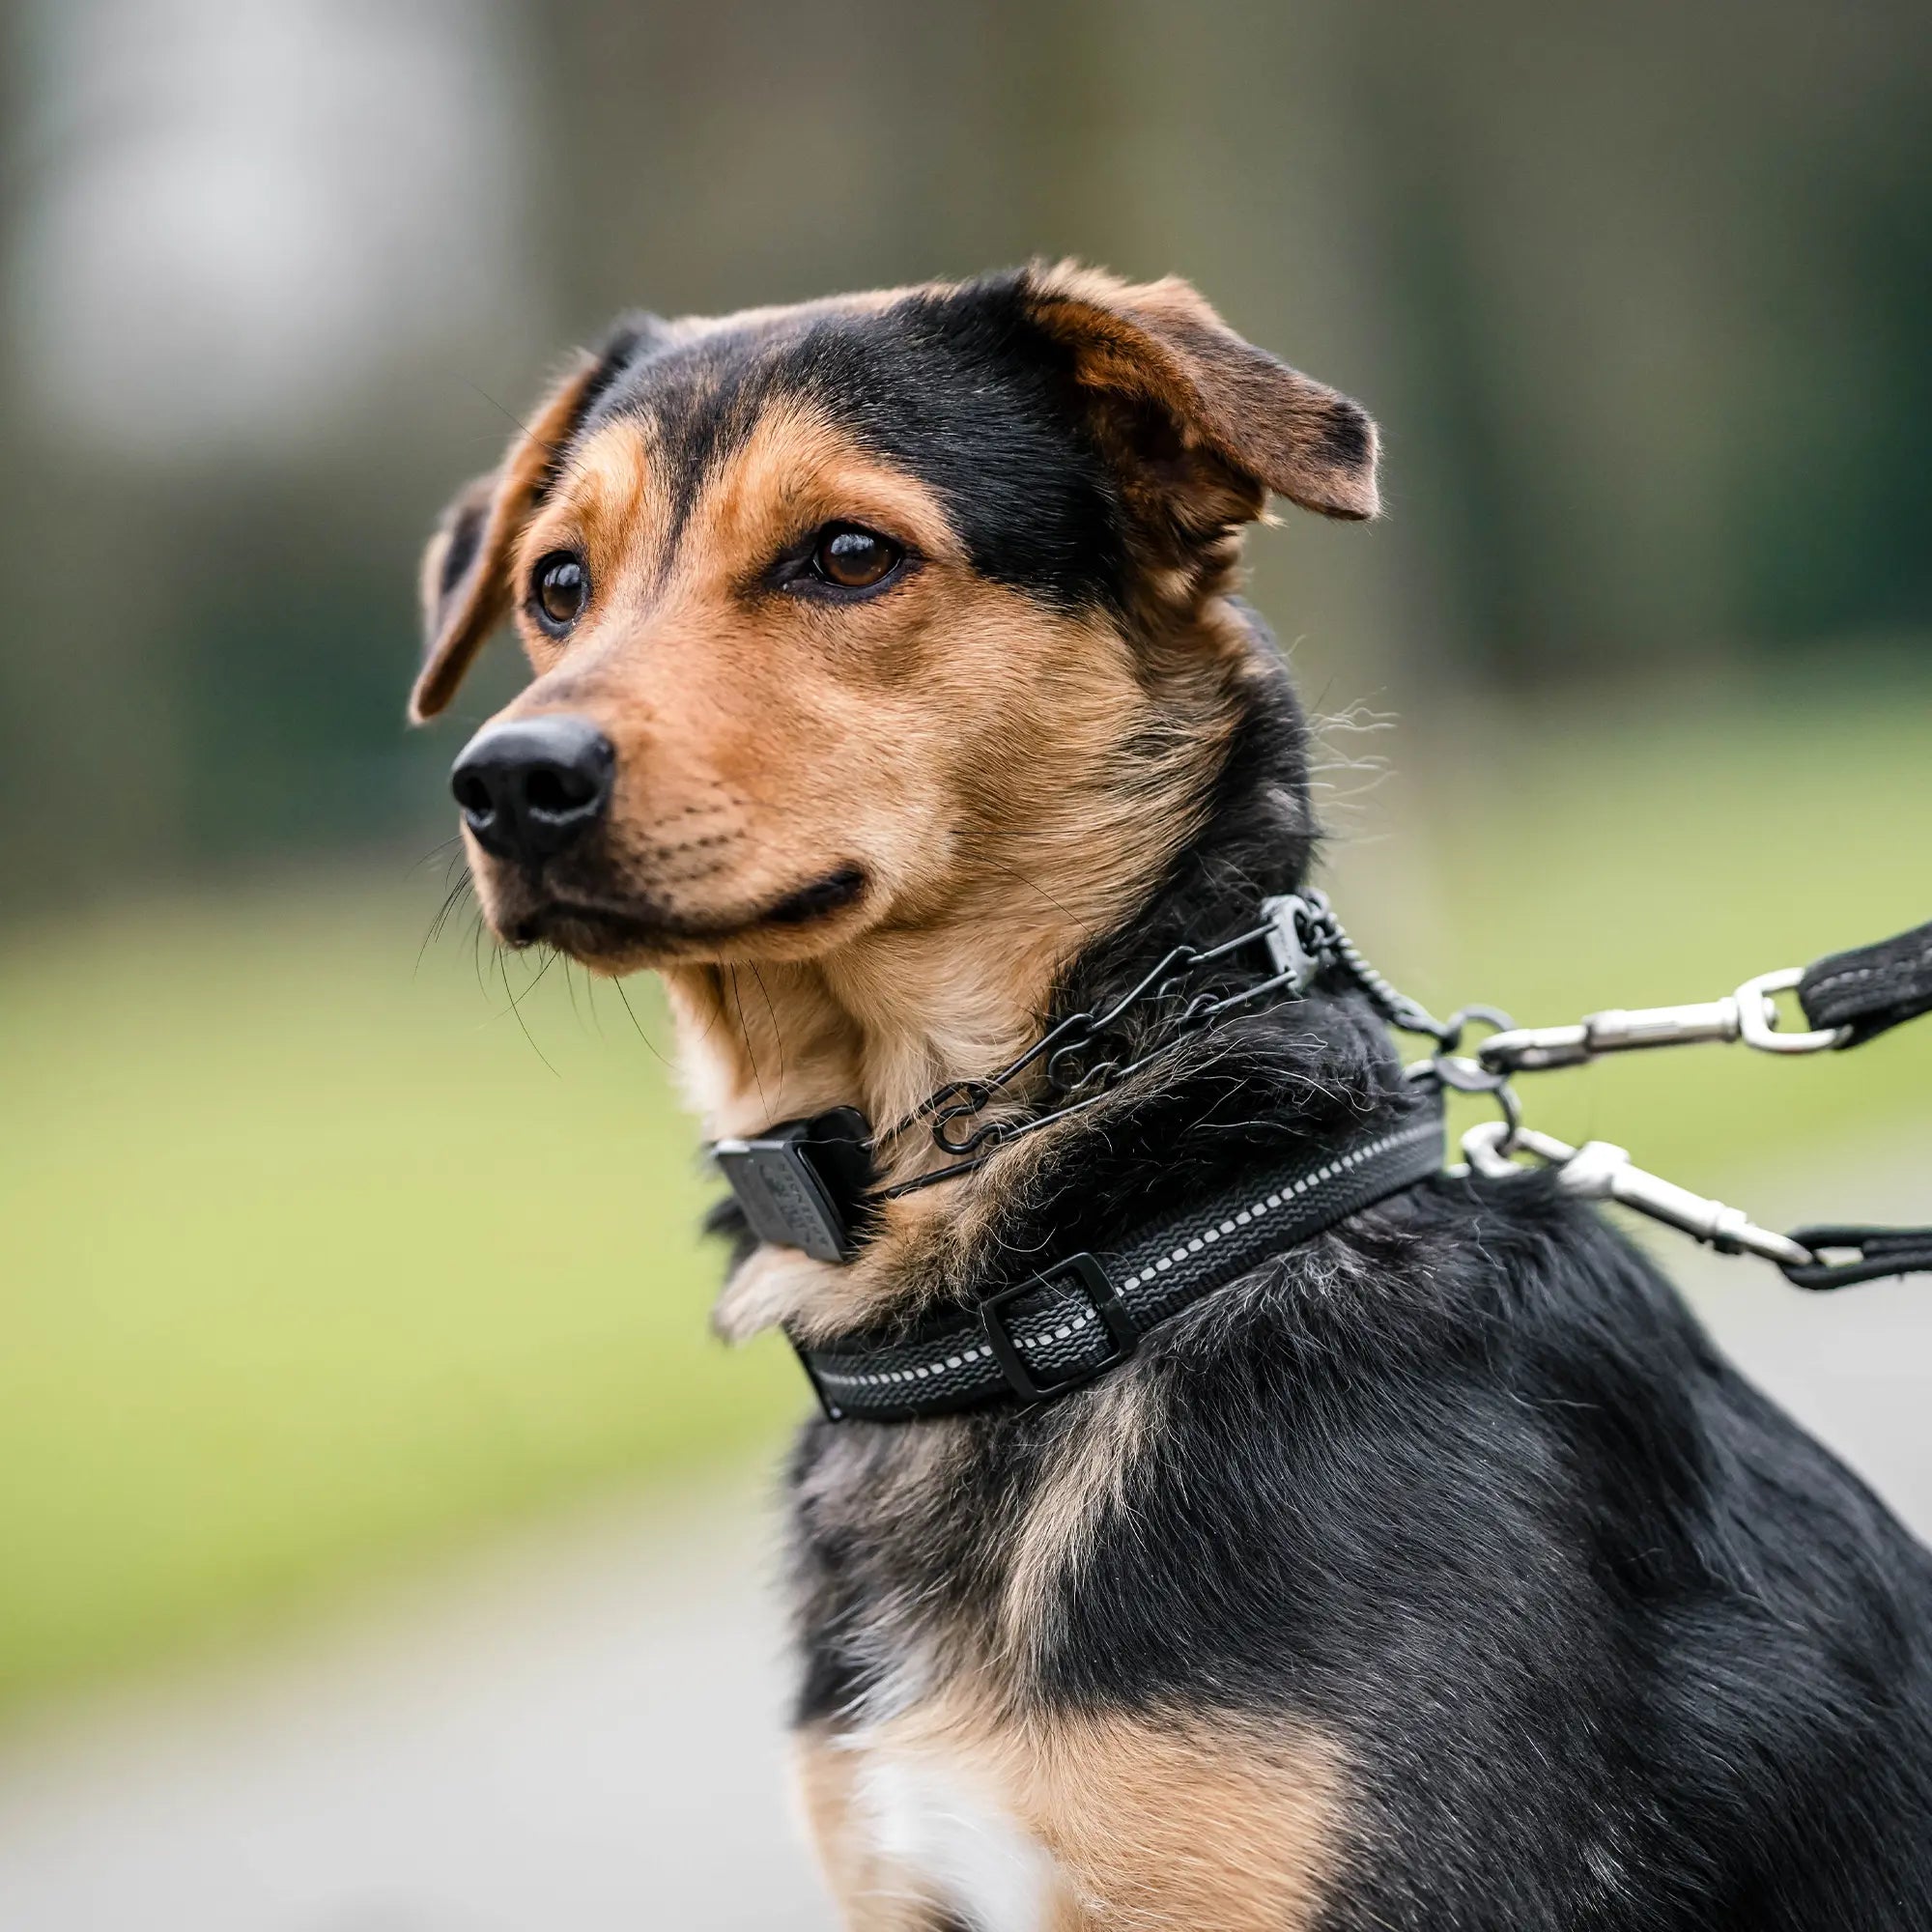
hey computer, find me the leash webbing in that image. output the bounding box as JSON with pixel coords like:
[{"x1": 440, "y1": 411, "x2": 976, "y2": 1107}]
[
  {"x1": 791, "y1": 1096, "x2": 1444, "y2": 1421},
  {"x1": 1799, "y1": 920, "x2": 1932, "y2": 1048}
]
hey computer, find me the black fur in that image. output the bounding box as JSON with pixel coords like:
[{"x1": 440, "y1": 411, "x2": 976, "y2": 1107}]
[
  {"x1": 568, "y1": 273, "x2": 1133, "y2": 612},
  {"x1": 533, "y1": 312, "x2": 667, "y2": 500},
  {"x1": 1318, "y1": 401, "x2": 1374, "y2": 473},
  {"x1": 647, "y1": 280, "x2": 1932, "y2": 1926},
  {"x1": 774, "y1": 658, "x2": 1931, "y2": 1912},
  {"x1": 778, "y1": 649, "x2": 1932, "y2": 1923}
]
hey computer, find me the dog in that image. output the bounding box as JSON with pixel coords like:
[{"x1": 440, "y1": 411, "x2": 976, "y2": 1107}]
[{"x1": 414, "y1": 265, "x2": 1932, "y2": 1929}]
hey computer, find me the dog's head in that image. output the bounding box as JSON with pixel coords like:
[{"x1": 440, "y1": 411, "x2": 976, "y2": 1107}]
[{"x1": 415, "y1": 265, "x2": 1377, "y2": 979}]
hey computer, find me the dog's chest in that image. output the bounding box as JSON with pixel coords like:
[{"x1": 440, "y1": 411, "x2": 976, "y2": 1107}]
[{"x1": 848, "y1": 1730, "x2": 1062, "y2": 1930}]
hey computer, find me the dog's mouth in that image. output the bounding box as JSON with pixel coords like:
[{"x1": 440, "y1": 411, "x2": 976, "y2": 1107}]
[{"x1": 500, "y1": 864, "x2": 869, "y2": 961}]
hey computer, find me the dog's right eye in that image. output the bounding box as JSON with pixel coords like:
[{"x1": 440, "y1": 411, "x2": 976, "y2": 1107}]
[
  {"x1": 801, "y1": 524, "x2": 908, "y2": 594},
  {"x1": 530, "y1": 553, "x2": 589, "y2": 635}
]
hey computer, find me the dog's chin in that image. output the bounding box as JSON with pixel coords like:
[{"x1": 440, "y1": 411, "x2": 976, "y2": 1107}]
[{"x1": 484, "y1": 864, "x2": 872, "y2": 971}]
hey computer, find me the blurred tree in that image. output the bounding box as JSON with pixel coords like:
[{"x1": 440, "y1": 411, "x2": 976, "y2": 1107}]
[{"x1": 0, "y1": 0, "x2": 1925, "y2": 914}]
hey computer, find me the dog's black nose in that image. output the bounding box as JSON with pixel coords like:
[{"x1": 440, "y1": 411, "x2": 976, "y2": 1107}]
[{"x1": 450, "y1": 716, "x2": 615, "y2": 866}]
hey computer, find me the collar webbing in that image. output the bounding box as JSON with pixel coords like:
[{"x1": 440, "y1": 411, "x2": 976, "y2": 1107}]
[{"x1": 791, "y1": 1094, "x2": 1444, "y2": 1421}]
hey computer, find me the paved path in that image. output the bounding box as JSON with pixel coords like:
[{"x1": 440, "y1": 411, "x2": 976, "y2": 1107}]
[
  {"x1": 1654, "y1": 1136, "x2": 1932, "y2": 1539},
  {"x1": 0, "y1": 1139, "x2": 1923, "y2": 1931},
  {"x1": 0, "y1": 1481, "x2": 834, "y2": 1932}
]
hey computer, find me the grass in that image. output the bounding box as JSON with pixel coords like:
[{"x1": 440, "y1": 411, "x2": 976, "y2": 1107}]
[
  {"x1": 0, "y1": 882, "x2": 804, "y2": 1714},
  {"x1": 1349, "y1": 695, "x2": 1932, "y2": 1177},
  {"x1": 0, "y1": 694, "x2": 1926, "y2": 1716}
]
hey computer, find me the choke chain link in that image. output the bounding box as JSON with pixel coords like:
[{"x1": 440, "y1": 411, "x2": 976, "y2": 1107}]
[
  {"x1": 877, "y1": 894, "x2": 1913, "y2": 1293},
  {"x1": 879, "y1": 895, "x2": 1339, "y2": 1194}
]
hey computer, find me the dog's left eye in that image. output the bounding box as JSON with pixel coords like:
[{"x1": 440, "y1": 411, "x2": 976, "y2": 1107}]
[{"x1": 808, "y1": 524, "x2": 904, "y2": 592}]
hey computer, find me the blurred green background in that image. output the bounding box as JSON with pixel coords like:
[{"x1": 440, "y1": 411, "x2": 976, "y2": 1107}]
[{"x1": 1, "y1": 0, "x2": 1927, "y2": 1719}]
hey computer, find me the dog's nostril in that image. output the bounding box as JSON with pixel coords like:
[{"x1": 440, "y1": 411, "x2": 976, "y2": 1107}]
[
  {"x1": 452, "y1": 772, "x2": 496, "y2": 819},
  {"x1": 524, "y1": 764, "x2": 596, "y2": 816}
]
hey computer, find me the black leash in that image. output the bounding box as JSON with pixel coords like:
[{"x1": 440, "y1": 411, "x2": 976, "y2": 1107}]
[
  {"x1": 1799, "y1": 919, "x2": 1932, "y2": 1048},
  {"x1": 1465, "y1": 916, "x2": 1932, "y2": 1293},
  {"x1": 1782, "y1": 921, "x2": 1932, "y2": 1288}
]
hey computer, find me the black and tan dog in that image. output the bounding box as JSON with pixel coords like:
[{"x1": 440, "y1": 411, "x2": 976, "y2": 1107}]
[{"x1": 414, "y1": 266, "x2": 1932, "y2": 1929}]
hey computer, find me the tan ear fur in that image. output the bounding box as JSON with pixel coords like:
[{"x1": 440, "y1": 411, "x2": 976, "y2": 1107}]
[
  {"x1": 409, "y1": 349, "x2": 603, "y2": 724},
  {"x1": 1026, "y1": 262, "x2": 1380, "y2": 525}
]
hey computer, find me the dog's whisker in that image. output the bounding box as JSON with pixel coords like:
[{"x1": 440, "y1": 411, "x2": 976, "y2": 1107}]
[
  {"x1": 726, "y1": 963, "x2": 770, "y2": 1121},
  {"x1": 417, "y1": 874, "x2": 476, "y2": 974},
  {"x1": 464, "y1": 383, "x2": 569, "y2": 465},
  {"x1": 494, "y1": 946, "x2": 561, "y2": 1077},
  {"x1": 748, "y1": 962, "x2": 786, "y2": 1098},
  {"x1": 611, "y1": 975, "x2": 672, "y2": 1067}
]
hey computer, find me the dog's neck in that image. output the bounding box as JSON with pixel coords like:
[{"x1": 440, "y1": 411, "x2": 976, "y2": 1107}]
[
  {"x1": 671, "y1": 602, "x2": 1330, "y2": 1346},
  {"x1": 659, "y1": 597, "x2": 1277, "y2": 1166}
]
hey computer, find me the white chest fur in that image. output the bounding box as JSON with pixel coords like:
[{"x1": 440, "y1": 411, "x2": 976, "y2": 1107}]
[{"x1": 853, "y1": 1739, "x2": 1060, "y2": 1931}]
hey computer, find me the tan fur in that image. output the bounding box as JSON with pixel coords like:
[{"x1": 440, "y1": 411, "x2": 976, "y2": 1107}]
[
  {"x1": 996, "y1": 1367, "x2": 1162, "y2": 1667},
  {"x1": 1023, "y1": 1704, "x2": 1344, "y2": 1930},
  {"x1": 1028, "y1": 261, "x2": 1380, "y2": 526},
  {"x1": 420, "y1": 281, "x2": 1374, "y2": 1306},
  {"x1": 442, "y1": 395, "x2": 1243, "y2": 1340},
  {"x1": 808, "y1": 1689, "x2": 1347, "y2": 1931},
  {"x1": 411, "y1": 346, "x2": 604, "y2": 722}
]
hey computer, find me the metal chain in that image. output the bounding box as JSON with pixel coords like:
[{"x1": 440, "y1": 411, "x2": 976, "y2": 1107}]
[
  {"x1": 1300, "y1": 891, "x2": 1456, "y2": 1043},
  {"x1": 872, "y1": 895, "x2": 1914, "y2": 1295},
  {"x1": 876, "y1": 892, "x2": 1452, "y2": 1198},
  {"x1": 877, "y1": 909, "x2": 1314, "y2": 1195}
]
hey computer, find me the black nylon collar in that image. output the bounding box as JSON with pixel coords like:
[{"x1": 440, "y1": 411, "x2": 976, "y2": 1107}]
[{"x1": 791, "y1": 1093, "x2": 1445, "y2": 1421}]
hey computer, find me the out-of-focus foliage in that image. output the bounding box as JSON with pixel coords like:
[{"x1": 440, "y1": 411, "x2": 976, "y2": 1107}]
[{"x1": 1, "y1": 0, "x2": 1928, "y2": 908}]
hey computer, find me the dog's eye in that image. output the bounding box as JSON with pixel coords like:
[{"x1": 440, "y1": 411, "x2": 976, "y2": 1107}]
[
  {"x1": 530, "y1": 553, "x2": 589, "y2": 634},
  {"x1": 809, "y1": 524, "x2": 903, "y2": 592}
]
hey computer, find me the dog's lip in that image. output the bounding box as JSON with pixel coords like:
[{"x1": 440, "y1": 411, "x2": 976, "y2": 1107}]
[
  {"x1": 760, "y1": 865, "x2": 867, "y2": 926},
  {"x1": 506, "y1": 865, "x2": 868, "y2": 951}
]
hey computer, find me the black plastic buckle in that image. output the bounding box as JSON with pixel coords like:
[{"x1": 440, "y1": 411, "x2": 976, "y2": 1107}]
[
  {"x1": 712, "y1": 1108, "x2": 874, "y2": 1264},
  {"x1": 980, "y1": 1253, "x2": 1136, "y2": 1403},
  {"x1": 1260, "y1": 893, "x2": 1326, "y2": 994}
]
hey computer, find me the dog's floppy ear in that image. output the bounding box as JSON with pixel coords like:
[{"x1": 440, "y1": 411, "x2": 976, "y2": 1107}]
[
  {"x1": 1023, "y1": 263, "x2": 1379, "y2": 529},
  {"x1": 410, "y1": 316, "x2": 661, "y2": 724}
]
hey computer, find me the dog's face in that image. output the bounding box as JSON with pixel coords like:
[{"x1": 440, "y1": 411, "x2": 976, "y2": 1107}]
[{"x1": 414, "y1": 267, "x2": 1378, "y2": 976}]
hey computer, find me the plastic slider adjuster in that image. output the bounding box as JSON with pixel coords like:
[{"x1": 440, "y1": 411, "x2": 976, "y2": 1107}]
[{"x1": 980, "y1": 1253, "x2": 1136, "y2": 1403}]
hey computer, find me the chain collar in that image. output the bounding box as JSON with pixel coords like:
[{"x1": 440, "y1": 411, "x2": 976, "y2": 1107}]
[{"x1": 711, "y1": 890, "x2": 1461, "y2": 1263}]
